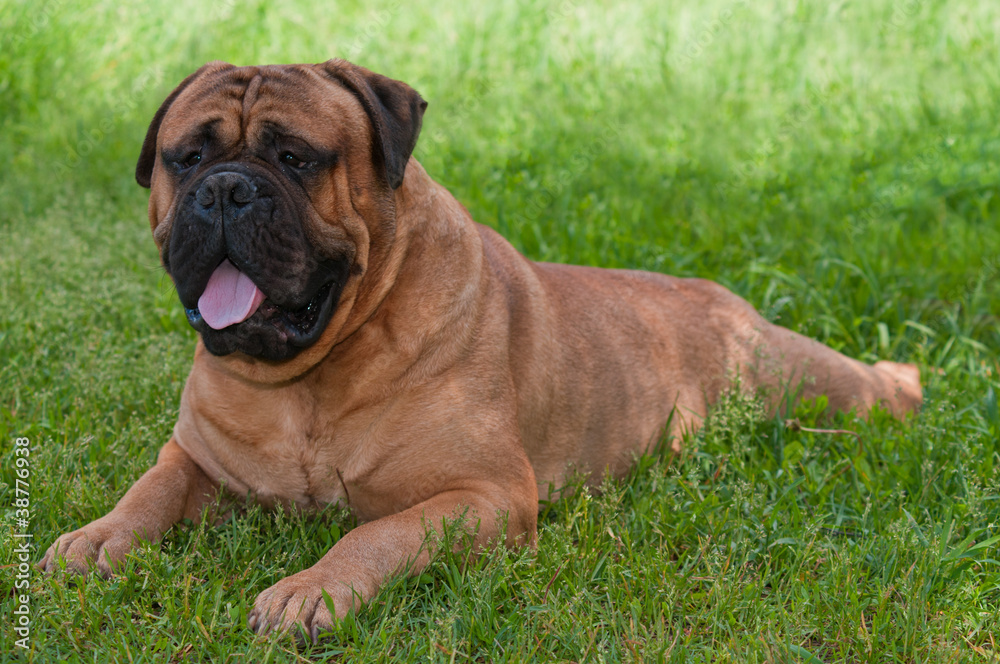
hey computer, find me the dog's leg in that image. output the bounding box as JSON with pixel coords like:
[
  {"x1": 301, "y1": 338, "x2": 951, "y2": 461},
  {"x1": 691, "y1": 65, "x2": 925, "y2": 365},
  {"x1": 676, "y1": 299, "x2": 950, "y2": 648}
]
[
  {"x1": 748, "y1": 322, "x2": 922, "y2": 418},
  {"x1": 248, "y1": 482, "x2": 536, "y2": 641},
  {"x1": 38, "y1": 439, "x2": 217, "y2": 576}
]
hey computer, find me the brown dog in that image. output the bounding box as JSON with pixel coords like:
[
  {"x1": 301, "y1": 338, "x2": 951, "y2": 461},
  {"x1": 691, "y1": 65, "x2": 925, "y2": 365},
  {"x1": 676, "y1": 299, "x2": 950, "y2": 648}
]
[{"x1": 40, "y1": 59, "x2": 922, "y2": 640}]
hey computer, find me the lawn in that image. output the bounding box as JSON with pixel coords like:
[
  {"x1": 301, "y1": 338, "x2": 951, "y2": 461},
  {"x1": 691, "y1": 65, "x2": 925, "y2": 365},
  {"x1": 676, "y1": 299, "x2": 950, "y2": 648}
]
[{"x1": 2, "y1": 0, "x2": 999, "y2": 661}]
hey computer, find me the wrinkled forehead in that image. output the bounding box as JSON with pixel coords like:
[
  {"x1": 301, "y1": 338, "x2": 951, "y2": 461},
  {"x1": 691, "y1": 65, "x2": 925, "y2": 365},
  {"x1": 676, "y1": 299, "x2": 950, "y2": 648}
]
[{"x1": 158, "y1": 64, "x2": 368, "y2": 151}]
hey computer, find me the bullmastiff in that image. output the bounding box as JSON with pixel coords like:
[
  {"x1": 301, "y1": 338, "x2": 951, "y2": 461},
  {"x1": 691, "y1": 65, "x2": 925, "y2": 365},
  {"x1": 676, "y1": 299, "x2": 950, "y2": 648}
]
[{"x1": 40, "y1": 59, "x2": 922, "y2": 640}]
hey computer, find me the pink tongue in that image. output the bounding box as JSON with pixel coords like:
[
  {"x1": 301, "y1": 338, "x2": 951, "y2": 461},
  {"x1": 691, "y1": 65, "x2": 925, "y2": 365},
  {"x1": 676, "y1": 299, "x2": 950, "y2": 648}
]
[{"x1": 197, "y1": 259, "x2": 266, "y2": 330}]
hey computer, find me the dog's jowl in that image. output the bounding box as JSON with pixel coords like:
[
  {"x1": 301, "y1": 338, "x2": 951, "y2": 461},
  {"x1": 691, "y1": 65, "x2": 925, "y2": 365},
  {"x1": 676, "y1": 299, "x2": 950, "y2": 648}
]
[{"x1": 40, "y1": 59, "x2": 921, "y2": 640}]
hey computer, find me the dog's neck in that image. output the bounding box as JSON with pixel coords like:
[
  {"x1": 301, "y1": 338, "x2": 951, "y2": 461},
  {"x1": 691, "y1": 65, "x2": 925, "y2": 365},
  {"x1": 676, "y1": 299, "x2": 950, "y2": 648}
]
[{"x1": 312, "y1": 158, "x2": 487, "y2": 370}]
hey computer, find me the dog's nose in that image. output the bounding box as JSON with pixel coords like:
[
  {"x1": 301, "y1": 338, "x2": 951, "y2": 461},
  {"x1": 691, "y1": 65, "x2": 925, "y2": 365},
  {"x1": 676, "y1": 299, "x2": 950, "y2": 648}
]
[{"x1": 195, "y1": 172, "x2": 257, "y2": 211}]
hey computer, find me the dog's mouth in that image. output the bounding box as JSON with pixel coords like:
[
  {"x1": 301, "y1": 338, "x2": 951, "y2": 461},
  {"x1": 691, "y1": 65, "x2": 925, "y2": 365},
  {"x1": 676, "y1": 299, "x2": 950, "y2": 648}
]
[
  {"x1": 186, "y1": 281, "x2": 334, "y2": 338},
  {"x1": 183, "y1": 259, "x2": 345, "y2": 359},
  {"x1": 254, "y1": 281, "x2": 335, "y2": 337}
]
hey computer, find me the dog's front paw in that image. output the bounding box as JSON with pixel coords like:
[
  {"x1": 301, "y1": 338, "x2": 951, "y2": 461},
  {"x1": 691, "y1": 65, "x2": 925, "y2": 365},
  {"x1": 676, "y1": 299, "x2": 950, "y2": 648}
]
[
  {"x1": 248, "y1": 569, "x2": 365, "y2": 642},
  {"x1": 38, "y1": 518, "x2": 141, "y2": 577}
]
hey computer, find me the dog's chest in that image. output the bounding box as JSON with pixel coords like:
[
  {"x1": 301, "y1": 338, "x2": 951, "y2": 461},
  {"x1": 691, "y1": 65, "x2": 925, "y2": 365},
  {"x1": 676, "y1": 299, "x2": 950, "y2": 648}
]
[
  {"x1": 241, "y1": 423, "x2": 364, "y2": 510},
  {"x1": 178, "y1": 379, "x2": 373, "y2": 512}
]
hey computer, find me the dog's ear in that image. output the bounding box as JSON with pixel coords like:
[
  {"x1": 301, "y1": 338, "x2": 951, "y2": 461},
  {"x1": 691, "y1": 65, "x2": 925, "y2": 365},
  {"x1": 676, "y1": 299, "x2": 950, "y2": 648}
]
[
  {"x1": 321, "y1": 59, "x2": 427, "y2": 190},
  {"x1": 135, "y1": 61, "x2": 234, "y2": 188}
]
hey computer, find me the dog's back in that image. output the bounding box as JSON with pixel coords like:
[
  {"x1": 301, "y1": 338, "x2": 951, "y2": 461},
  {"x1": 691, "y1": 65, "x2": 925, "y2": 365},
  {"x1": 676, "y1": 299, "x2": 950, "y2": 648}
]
[{"x1": 477, "y1": 223, "x2": 921, "y2": 499}]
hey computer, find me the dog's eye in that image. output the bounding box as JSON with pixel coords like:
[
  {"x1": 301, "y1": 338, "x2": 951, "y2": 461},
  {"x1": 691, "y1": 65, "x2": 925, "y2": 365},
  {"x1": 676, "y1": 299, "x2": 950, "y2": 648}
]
[
  {"x1": 280, "y1": 152, "x2": 309, "y2": 169},
  {"x1": 181, "y1": 152, "x2": 202, "y2": 169}
]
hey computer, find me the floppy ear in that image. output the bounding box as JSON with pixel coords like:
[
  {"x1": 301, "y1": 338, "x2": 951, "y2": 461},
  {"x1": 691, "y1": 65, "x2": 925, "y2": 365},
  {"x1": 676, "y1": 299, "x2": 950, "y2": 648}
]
[
  {"x1": 321, "y1": 59, "x2": 427, "y2": 190},
  {"x1": 135, "y1": 61, "x2": 234, "y2": 188}
]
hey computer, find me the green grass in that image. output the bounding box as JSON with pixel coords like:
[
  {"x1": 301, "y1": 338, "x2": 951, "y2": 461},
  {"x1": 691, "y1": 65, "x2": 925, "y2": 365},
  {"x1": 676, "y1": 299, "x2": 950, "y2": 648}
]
[{"x1": 2, "y1": 0, "x2": 999, "y2": 661}]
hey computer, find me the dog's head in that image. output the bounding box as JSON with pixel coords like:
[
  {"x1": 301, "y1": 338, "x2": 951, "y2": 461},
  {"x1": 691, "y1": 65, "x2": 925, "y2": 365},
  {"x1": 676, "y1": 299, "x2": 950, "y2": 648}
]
[{"x1": 137, "y1": 60, "x2": 426, "y2": 378}]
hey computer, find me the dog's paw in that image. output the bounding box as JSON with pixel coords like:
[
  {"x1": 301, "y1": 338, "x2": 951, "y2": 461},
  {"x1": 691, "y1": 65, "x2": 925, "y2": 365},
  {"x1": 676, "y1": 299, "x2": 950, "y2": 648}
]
[
  {"x1": 37, "y1": 518, "x2": 140, "y2": 577},
  {"x1": 248, "y1": 569, "x2": 364, "y2": 642}
]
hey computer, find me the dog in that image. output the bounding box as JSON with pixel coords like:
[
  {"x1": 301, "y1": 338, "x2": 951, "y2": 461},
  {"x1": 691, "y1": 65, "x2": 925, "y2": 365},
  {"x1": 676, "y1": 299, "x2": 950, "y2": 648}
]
[{"x1": 40, "y1": 59, "x2": 922, "y2": 640}]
